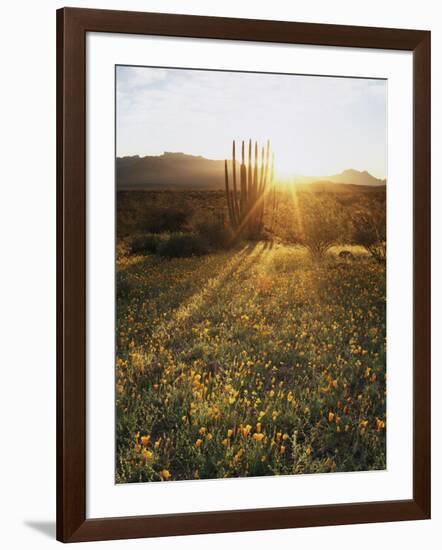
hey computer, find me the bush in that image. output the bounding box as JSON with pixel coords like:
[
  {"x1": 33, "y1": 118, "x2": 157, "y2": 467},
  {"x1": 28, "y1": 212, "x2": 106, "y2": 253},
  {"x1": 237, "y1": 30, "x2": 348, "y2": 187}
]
[
  {"x1": 195, "y1": 220, "x2": 235, "y2": 250},
  {"x1": 130, "y1": 233, "x2": 164, "y2": 255},
  {"x1": 157, "y1": 233, "x2": 210, "y2": 258},
  {"x1": 351, "y1": 199, "x2": 386, "y2": 263},
  {"x1": 144, "y1": 207, "x2": 191, "y2": 233},
  {"x1": 285, "y1": 192, "x2": 350, "y2": 257}
]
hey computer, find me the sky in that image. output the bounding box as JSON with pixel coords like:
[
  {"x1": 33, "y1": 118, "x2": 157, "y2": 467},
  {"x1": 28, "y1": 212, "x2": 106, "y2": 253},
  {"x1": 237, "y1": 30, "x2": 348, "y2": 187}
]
[{"x1": 116, "y1": 65, "x2": 387, "y2": 179}]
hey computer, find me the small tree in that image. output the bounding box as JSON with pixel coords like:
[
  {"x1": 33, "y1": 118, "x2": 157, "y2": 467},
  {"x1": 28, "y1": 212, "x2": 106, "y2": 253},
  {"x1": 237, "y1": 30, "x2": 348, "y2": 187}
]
[
  {"x1": 351, "y1": 199, "x2": 386, "y2": 263},
  {"x1": 287, "y1": 192, "x2": 349, "y2": 258}
]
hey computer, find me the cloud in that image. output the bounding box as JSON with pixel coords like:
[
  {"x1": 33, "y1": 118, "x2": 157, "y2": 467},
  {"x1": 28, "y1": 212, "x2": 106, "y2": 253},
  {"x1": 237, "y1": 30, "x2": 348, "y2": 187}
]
[
  {"x1": 116, "y1": 66, "x2": 386, "y2": 178},
  {"x1": 117, "y1": 66, "x2": 168, "y2": 92}
]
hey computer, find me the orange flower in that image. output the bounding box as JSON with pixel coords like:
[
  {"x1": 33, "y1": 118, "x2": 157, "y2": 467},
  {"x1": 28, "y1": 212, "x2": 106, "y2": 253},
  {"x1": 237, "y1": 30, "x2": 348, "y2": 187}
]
[
  {"x1": 376, "y1": 418, "x2": 385, "y2": 431},
  {"x1": 242, "y1": 424, "x2": 252, "y2": 437},
  {"x1": 233, "y1": 449, "x2": 244, "y2": 462}
]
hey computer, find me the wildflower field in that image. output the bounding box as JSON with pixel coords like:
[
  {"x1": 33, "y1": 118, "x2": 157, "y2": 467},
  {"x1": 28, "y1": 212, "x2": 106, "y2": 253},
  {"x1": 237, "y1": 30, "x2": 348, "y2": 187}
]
[{"x1": 116, "y1": 232, "x2": 386, "y2": 483}]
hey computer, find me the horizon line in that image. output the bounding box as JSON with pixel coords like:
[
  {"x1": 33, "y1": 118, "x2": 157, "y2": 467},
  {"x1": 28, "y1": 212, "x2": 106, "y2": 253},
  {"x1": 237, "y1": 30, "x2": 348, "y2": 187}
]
[{"x1": 116, "y1": 151, "x2": 386, "y2": 180}]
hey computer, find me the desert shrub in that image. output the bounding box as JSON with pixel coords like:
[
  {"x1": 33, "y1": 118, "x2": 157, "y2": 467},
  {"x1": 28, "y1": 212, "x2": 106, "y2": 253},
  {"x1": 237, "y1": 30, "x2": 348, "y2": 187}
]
[
  {"x1": 285, "y1": 192, "x2": 350, "y2": 257},
  {"x1": 157, "y1": 233, "x2": 210, "y2": 258},
  {"x1": 130, "y1": 233, "x2": 165, "y2": 255},
  {"x1": 144, "y1": 207, "x2": 191, "y2": 233},
  {"x1": 351, "y1": 199, "x2": 386, "y2": 262},
  {"x1": 195, "y1": 220, "x2": 235, "y2": 250}
]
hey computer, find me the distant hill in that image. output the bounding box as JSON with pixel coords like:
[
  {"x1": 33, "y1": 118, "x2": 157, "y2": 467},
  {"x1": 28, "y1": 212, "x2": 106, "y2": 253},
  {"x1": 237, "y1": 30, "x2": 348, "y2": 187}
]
[
  {"x1": 116, "y1": 153, "x2": 386, "y2": 190},
  {"x1": 292, "y1": 169, "x2": 386, "y2": 187},
  {"x1": 117, "y1": 152, "x2": 226, "y2": 190}
]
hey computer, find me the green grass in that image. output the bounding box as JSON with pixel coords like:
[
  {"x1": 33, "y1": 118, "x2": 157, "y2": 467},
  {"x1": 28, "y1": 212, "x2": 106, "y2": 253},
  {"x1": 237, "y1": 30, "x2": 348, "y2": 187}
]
[{"x1": 116, "y1": 243, "x2": 386, "y2": 483}]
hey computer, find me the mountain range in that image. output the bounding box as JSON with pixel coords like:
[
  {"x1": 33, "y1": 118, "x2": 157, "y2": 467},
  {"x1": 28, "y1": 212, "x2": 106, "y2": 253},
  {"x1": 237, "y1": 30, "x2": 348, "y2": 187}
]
[
  {"x1": 116, "y1": 153, "x2": 386, "y2": 190},
  {"x1": 291, "y1": 169, "x2": 386, "y2": 187}
]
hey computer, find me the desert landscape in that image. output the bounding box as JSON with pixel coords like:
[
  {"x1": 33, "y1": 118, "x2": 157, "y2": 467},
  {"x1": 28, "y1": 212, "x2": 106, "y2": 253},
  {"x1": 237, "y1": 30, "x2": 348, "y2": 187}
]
[
  {"x1": 115, "y1": 147, "x2": 386, "y2": 483},
  {"x1": 115, "y1": 66, "x2": 386, "y2": 484}
]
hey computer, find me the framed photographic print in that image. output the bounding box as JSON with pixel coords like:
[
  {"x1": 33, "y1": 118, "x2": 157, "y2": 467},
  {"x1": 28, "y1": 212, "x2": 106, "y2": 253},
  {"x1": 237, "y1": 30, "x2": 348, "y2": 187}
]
[{"x1": 57, "y1": 7, "x2": 431, "y2": 543}]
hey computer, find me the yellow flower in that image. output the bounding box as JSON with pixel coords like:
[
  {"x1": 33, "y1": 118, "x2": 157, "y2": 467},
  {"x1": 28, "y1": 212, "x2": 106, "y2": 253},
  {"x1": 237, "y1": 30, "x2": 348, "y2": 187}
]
[
  {"x1": 195, "y1": 439, "x2": 203, "y2": 448},
  {"x1": 141, "y1": 435, "x2": 150, "y2": 447},
  {"x1": 253, "y1": 432, "x2": 265, "y2": 442},
  {"x1": 199, "y1": 427, "x2": 206, "y2": 435},
  {"x1": 141, "y1": 448, "x2": 153, "y2": 460},
  {"x1": 256, "y1": 422, "x2": 262, "y2": 433},
  {"x1": 279, "y1": 445, "x2": 286, "y2": 455},
  {"x1": 328, "y1": 412, "x2": 335, "y2": 423},
  {"x1": 276, "y1": 432, "x2": 282, "y2": 443},
  {"x1": 227, "y1": 429, "x2": 233, "y2": 438},
  {"x1": 222, "y1": 438, "x2": 229, "y2": 447},
  {"x1": 287, "y1": 392, "x2": 294, "y2": 403},
  {"x1": 154, "y1": 440, "x2": 161, "y2": 449},
  {"x1": 161, "y1": 469, "x2": 171, "y2": 480},
  {"x1": 282, "y1": 433, "x2": 289, "y2": 441},
  {"x1": 206, "y1": 433, "x2": 213, "y2": 441}
]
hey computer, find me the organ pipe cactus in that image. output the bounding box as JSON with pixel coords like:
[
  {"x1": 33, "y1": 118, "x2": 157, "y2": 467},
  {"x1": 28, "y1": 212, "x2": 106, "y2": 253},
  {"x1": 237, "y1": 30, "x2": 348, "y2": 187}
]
[{"x1": 224, "y1": 139, "x2": 275, "y2": 237}]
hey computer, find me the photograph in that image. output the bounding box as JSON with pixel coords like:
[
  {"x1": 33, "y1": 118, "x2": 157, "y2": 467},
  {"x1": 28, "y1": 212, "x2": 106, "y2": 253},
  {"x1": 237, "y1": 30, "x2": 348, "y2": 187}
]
[
  {"x1": 0, "y1": 1, "x2": 434, "y2": 546},
  {"x1": 115, "y1": 65, "x2": 387, "y2": 483}
]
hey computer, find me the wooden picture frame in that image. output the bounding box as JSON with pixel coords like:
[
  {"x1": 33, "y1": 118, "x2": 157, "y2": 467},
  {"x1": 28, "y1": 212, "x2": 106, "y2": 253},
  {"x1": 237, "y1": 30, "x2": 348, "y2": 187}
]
[{"x1": 57, "y1": 7, "x2": 431, "y2": 542}]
